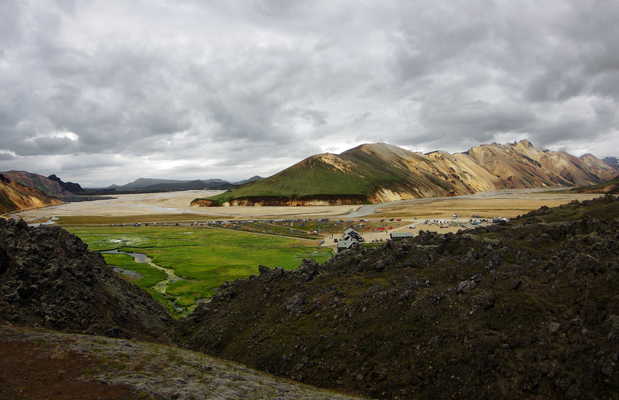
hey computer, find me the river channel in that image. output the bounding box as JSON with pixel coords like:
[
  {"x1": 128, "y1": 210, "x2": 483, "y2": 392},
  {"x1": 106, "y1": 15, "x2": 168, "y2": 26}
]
[{"x1": 101, "y1": 249, "x2": 182, "y2": 294}]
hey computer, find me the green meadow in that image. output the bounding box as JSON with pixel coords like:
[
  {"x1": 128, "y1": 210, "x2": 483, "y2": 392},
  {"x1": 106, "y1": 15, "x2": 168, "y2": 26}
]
[
  {"x1": 67, "y1": 226, "x2": 332, "y2": 316},
  {"x1": 102, "y1": 253, "x2": 167, "y2": 289}
]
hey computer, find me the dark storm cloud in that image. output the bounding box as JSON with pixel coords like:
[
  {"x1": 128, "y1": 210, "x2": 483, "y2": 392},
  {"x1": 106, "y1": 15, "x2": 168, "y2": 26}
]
[{"x1": 0, "y1": 0, "x2": 617, "y2": 186}]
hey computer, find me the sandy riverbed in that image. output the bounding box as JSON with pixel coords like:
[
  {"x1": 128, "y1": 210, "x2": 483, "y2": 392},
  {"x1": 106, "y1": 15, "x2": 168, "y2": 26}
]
[
  {"x1": 13, "y1": 190, "x2": 361, "y2": 221},
  {"x1": 372, "y1": 190, "x2": 603, "y2": 219},
  {"x1": 13, "y1": 188, "x2": 605, "y2": 223}
]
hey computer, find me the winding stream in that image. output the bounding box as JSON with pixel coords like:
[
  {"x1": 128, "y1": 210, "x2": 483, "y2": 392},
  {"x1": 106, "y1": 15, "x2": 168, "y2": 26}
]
[{"x1": 101, "y1": 250, "x2": 182, "y2": 294}]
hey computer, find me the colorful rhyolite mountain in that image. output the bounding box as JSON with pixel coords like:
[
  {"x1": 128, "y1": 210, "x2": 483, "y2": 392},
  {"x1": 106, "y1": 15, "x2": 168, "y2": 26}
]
[
  {"x1": 0, "y1": 174, "x2": 62, "y2": 214},
  {"x1": 193, "y1": 140, "x2": 618, "y2": 206},
  {"x1": 1, "y1": 170, "x2": 81, "y2": 198}
]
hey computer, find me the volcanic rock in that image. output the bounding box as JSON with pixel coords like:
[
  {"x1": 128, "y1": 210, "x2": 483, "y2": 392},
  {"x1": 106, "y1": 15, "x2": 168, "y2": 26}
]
[{"x1": 0, "y1": 219, "x2": 173, "y2": 342}]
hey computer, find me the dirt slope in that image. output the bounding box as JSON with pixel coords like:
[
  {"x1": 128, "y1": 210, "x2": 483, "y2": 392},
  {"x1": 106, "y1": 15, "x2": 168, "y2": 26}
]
[{"x1": 178, "y1": 196, "x2": 619, "y2": 399}]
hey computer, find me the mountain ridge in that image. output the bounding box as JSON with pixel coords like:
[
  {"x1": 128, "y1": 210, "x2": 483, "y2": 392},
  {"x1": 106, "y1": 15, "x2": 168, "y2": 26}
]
[{"x1": 194, "y1": 140, "x2": 618, "y2": 206}]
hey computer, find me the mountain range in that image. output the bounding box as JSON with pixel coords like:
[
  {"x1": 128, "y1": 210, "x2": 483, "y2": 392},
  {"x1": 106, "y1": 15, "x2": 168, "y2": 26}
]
[
  {"x1": 194, "y1": 140, "x2": 618, "y2": 207},
  {"x1": 114, "y1": 177, "x2": 233, "y2": 191},
  {"x1": 1, "y1": 140, "x2": 616, "y2": 215},
  {"x1": 84, "y1": 176, "x2": 264, "y2": 195}
]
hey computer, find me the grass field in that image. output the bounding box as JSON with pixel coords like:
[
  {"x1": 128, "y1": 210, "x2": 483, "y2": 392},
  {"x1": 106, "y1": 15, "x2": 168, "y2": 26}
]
[
  {"x1": 102, "y1": 253, "x2": 167, "y2": 288},
  {"x1": 68, "y1": 226, "x2": 332, "y2": 316},
  {"x1": 227, "y1": 222, "x2": 321, "y2": 239}
]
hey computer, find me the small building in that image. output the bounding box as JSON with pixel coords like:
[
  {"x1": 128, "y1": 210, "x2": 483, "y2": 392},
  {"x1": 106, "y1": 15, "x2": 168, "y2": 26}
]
[
  {"x1": 337, "y1": 228, "x2": 364, "y2": 252},
  {"x1": 343, "y1": 228, "x2": 363, "y2": 240},
  {"x1": 390, "y1": 232, "x2": 414, "y2": 240}
]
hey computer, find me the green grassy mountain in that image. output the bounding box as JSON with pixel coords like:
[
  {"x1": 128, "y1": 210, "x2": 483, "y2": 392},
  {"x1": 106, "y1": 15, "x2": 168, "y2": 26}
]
[{"x1": 193, "y1": 141, "x2": 617, "y2": 206}]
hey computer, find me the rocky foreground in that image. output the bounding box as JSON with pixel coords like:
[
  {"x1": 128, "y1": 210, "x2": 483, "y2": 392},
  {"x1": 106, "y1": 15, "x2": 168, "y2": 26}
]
[
  {"x1": 0, "y1": 216, "x2": 363, "y2": 399},
  {"x1": 1, "y1": 196, "x2": 618, "y2": 399},
  {"x1": 0, "y1": 219, "x2": 173, "y2": 342},
  {"x1": 0, "y1": 324, "x2": 362, "y2": 400},
  {"x1": 178, "y1": 196, "x2": 619, "y2": 399}
]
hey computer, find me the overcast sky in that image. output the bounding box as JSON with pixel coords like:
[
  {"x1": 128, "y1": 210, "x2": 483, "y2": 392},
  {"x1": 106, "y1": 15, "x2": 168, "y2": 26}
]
[{"x1": 0, "y1": 0, "x2": 618, "y2": 186}]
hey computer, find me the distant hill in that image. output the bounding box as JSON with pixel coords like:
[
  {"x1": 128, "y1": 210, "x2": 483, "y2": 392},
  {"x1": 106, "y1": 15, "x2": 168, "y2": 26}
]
[
  {"x1": 118, "y1": 178, "x2": 190, "y2": 190},
  {"x1": 0, "y1": 174, "x2": 62, "y2": 214},
  {"x1": 86, "y1": 176, "x2": 263, "y2": 195},
  {"x1": 604, "y1": 156, "x2": 618, "y2": 169},
  {"x1": 142, "y1": 179, "x2": 232, "y2": 192},
  {"x1": 233, "y1": 175, "x2": 263, "y2": 185},
  {"x1": 89, "y1": 177, "x2": 235, "y2": 194},
  {"x1": 193, "y1": 140, "x2": 618, "y2": 207}
]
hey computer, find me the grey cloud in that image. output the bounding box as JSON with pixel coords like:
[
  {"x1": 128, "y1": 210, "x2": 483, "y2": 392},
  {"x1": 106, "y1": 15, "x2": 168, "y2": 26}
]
[
  {"x1": 0, "y1": 0, "x2": 618, "y2": 186},
  {"x1": 418, "y1": 99, "x2": 535, "y2": 143},
  {"x1": 0, "y1": 152, "x2": 16, "y2": 161},
  {"x1": 0, "y1": 2, "x2": 23, "y2": 49},
  {"x1": 53, "y1": 0, "x2": 77, "y2": 14}
]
